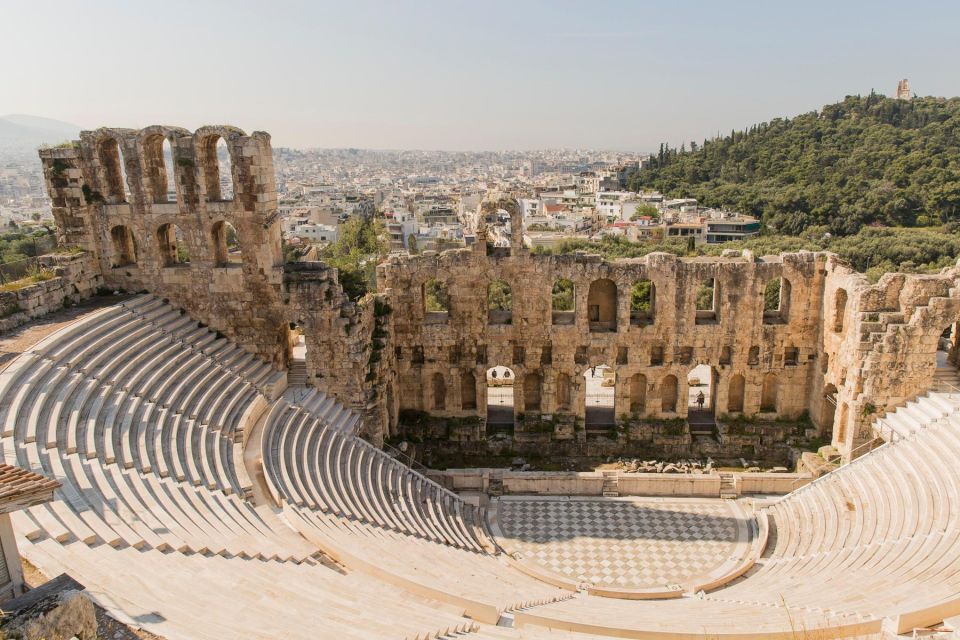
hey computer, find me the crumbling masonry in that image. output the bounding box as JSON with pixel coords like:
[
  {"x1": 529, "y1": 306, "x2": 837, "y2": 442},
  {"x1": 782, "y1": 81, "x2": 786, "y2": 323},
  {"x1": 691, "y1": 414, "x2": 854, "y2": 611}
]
[{"x1": 38, "y1": 126, "x2": 960, "y2": 458}]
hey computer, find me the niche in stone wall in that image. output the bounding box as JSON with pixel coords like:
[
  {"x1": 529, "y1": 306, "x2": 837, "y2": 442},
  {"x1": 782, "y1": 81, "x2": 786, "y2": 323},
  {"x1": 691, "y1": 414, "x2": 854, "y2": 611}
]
[
  {"x1": 524, "y1": 373, "x2": 542, "y2": 412},
  {"x1": 727, "y1": 374, "x2": 745, "y2": 413},
  {"x1": 629, "y1": 373, "x2": 647, "y2": 413},
  {"x1": 661, "y1": 374, "x2": 679, "y2": 413},
  {"x1": 761, "y1": 373, "x2": 779, "y2": 413},
  {"x1": 588, "y1": 279, "x2": 617, "y2": 332},
  {"x1": 461, "y1": 371, "x2": 477, "y2": 410},
  {"x1": 555, "y1": 373, "x2": 572, "y2": 412},
  {"x1": 430, "y1": 372, "x2": 447, "y2": 411},
  {"x1": 110, "y1": 225, "x2": 137, "y2": 267},
  {"x1": 833, "y1": 289, "x2": 848, "y2": 333}
]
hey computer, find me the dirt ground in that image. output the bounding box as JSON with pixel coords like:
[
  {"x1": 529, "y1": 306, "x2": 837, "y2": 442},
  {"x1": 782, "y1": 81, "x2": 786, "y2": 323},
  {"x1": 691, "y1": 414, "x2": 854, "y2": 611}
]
[{"x1": 0, "y1": 294, "x2": 131, "y2": 371}]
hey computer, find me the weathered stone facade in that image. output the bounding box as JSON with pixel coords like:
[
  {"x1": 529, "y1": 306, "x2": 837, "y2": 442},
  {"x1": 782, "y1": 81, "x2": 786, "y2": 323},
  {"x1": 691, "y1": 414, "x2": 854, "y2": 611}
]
[
  {"x1": 38, "y1": 126, "x2": 960, "y2": 460},
  {"x1": 39, "y1": 127, "x2": 288, "y2": 367}
]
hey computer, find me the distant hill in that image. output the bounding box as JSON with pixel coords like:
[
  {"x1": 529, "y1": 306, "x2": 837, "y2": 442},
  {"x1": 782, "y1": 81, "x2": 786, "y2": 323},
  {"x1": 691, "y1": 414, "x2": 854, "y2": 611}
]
[
  {"x1": 626, "y1": 94, "x2": 960, "y2": 235},
  {"x1": 0, "y1": 114, "x2": 80, "y2": 151}
]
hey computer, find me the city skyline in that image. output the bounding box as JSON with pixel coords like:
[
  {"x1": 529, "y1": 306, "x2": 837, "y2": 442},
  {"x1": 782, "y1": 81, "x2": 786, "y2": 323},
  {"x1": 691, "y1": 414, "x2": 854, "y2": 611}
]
[{"x1": 2, "y1": 0, "x2": 960, "y2": 151}]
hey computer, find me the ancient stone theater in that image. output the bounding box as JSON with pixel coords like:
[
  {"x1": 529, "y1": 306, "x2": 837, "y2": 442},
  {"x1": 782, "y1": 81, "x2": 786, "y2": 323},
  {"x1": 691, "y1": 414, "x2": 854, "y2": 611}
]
[{"x1": 0, "y1": 124, "x2": 956, "y2": 638}]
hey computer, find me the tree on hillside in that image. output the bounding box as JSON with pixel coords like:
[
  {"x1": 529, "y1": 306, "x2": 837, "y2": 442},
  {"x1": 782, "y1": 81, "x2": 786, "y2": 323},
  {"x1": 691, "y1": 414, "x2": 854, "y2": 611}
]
[{"x1": 626, "y1": 95, "x2": 960, "y2": 235}]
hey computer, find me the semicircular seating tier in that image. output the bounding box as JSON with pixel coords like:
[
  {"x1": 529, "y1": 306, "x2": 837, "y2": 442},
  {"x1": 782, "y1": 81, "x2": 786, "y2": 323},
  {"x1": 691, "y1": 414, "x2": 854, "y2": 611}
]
[
  {"x1": 0, "y1": 295, "x2": 572, "y2": 637},
  {"x1": 260, "y1": 397, "x2": 575, "y2": 622},
  {"x1": 509, "y1": 389, "x2": 960, "y2": 638},
  {"x1": 3, "y1": 294, "x2": 960, "y2": 638}
]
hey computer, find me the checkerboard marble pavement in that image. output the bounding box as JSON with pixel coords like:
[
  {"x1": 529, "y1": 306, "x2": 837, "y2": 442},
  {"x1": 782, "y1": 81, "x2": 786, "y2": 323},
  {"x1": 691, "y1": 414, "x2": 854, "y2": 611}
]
[{"x1": 495, "y1": 498, "x2": 744, "y2": 589}]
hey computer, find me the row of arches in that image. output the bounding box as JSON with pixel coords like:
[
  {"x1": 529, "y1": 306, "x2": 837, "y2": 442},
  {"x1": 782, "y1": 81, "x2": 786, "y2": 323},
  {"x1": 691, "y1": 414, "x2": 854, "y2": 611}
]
[
  {"x1": 109, "y1": 221, "x2": 242, "y2": 268},
  {"x1": 419, "y1": 276, "x2": 798, "y2": 329},
  {"x1": 420, "y1": 367, "x2": 784, "y2": 421},
  {"x1": 96, "y1": 133, "x2": 234, "y2": 206}
]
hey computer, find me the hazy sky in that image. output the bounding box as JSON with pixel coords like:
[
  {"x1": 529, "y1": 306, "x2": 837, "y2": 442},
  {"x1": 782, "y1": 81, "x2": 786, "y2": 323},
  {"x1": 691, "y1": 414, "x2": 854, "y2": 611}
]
[{"x1": 3, "y1": 0, "x2": 959, "y2": 151}]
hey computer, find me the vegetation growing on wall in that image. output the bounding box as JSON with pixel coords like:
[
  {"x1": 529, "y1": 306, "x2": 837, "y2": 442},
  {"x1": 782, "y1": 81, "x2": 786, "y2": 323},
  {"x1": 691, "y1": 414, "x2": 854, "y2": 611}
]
[
  {"x1": 537, "y1": 226, "x2": 960, "y2": 281},
  {"x1": 625, "y1": 95, "x2": 960, "y2": 235}
]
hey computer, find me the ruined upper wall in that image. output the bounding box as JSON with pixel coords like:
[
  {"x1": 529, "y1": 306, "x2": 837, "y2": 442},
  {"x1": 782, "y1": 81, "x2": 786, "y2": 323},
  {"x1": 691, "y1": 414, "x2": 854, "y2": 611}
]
[
  {"x1": 378, "y1": 242, "x2": 826, "y2": 433},
  {"x1": 38, "y1": 126, "x2": 288, "y2": 366}
]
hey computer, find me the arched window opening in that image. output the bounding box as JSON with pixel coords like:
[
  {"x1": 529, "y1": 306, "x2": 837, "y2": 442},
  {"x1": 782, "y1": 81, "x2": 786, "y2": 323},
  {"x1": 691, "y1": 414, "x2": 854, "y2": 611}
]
[
  {"x1": 461, "y1": 371, "x2": 477, "y2": 410},
  {"x1": 661, "y1": 374, "x2": 679, "y2": 413},
  {"x1": 695, "y1": 277, "x2": 718, "y2": 324},
  {"x1": 431, "y1": 372, "x2": 446, "y2": 411},
  {"x1": 761, "y1": 373, "x2": 779, "y2": 413},
  {"x1": 157, "y1": 223, "x2": 190, "y2": 267},
  {"x1": 552, "y1": 279, "x2": 575, "y2": 325},
  {"x1": 523, "y1": 373, "x2": 542, "y2": 413},
  {"x1": 211, "y1": 220, "x2": 242, "y2": 267},
  {"x1": 630, "y1": 279, "x2": 655, "y2": 326},
  {"x1": 486, "y1": 366, "x2": 514, "y2": 433},
  {"x1": 833, "y1": 289, "x2": 848, "y2": 333},
  {"x1": 488, "y1": 280, "x2": 512, "y2": 324},
  {"x1": 110, "y1": 225, "x2": 137, "y2": 267},
  {"x1": 584, "y1": 364, "x2": 615, "y2": 430},
  {"x1": 142, "y1": 135, "x2": 166, "y2": 203},
  {"x1": 629, "y1": 373, "x2": 646, "y2": 413},
  {"x1": 763, "y1": 277, "x2": 791, "y2": 324},
  {"x1": 555, "y1": 373, "x2": 571, "y2": 412},
  {"x1": 587, "y1": 278, "x2": 617, "y2": 332},
  {"x1": 162, "y1": 138, "x2": 177, "y2": 203},
  {"x1": 423, "y1": 279, "x2": 450, "y2": 323},
  {"x1": 98, "y1": 138, "x2": 129, "y2": 203},
  {"x1": 728, "y1": 374, "x2": 745, "y2": 413},
  {"x1": 202, "y1": 135, "x2": 234, "y2": 202},
  {"x1": 687, "y1": 364, "x2": 716, "y2": 421}
]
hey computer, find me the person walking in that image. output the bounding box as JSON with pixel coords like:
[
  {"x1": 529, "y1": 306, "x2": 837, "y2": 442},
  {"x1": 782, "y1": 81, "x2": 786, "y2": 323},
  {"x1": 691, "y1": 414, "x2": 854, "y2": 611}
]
[{"x1": 696, "y1": 390, "x2": 705, "y2": 410}]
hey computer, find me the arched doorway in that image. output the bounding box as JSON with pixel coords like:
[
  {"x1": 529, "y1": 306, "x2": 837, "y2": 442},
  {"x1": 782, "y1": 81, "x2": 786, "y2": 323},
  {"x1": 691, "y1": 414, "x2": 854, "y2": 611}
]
[
  {"x1": 287, "y1": 322, "x2": 308, "y2": 388},
  {"x1": 687, "y1": 364, "x2": 717, "y2": 435},
  {"x1": 486, "y1": 366, "x2": 515, "y2": 433},
  {"x1": 584, "y1": 364, "x2": 615, "y2": 433}
]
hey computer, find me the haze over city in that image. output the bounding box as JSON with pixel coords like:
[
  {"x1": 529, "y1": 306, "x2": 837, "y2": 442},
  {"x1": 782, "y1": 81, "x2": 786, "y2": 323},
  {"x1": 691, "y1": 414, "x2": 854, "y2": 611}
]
[{"x1": 3, "y1": 0, "x2": 960, "y2": 150}]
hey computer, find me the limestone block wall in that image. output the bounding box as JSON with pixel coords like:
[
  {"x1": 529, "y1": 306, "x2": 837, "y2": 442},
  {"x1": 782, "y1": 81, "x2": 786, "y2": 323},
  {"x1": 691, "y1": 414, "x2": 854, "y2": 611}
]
[
  {"x1": 820, "y1": 257, "x2": 960, "y2": 453},
  {"x1": 378, "y1": 243, "x2": 823, "y2": 429},
  {"x1": 0, "y1": 253, "x2": 101, "y2": 333},
  {"x1": 283, "y1": 262, "x2": 397, "y2": 445},
  {"x1": 39, "y1": 126, "x2": 289, "y2": 367}
]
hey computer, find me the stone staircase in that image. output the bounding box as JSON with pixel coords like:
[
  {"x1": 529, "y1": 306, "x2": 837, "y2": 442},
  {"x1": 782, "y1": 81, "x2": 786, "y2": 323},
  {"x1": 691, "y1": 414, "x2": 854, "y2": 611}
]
[
  {"x1": 601, "y1": 471, "x2": 619, "y2": 497},
  {"x1": 287, "y1": 359, "x2": 308, "y2": 387},
  {"x1": 719, "y1": 472, "x2": 737, "y2": 499},
  {"x1": 933, "y1": 365, "x2": 960, "y2": 392}
]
